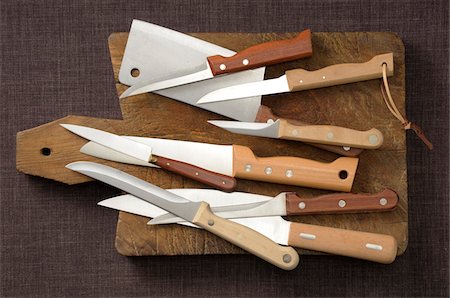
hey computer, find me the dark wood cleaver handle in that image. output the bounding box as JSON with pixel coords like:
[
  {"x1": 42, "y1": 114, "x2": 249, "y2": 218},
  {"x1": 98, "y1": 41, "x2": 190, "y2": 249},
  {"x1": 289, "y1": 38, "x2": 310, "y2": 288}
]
[
  {"x1": 207, "y1": 30, "x2": 312, "y2": 76},
  {"x1": 285, "y1": 188, "x2": 398, "y2": 215},
  {"x1": 152, "y1": 156, "x2": 237, "y2": 192}
]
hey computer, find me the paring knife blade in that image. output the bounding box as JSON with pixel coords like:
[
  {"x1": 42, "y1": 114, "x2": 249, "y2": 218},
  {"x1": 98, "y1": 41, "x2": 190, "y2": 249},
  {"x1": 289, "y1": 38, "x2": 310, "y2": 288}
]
[
  {"x1": 67, "y1": 161, "x2": 299, "y2": 270},
  {"x1": 98, "y1": 191, "x2": 398, "y2": 264},
  {"x1": 61, "y1": 124, "x2": 237, "y2": 191}
]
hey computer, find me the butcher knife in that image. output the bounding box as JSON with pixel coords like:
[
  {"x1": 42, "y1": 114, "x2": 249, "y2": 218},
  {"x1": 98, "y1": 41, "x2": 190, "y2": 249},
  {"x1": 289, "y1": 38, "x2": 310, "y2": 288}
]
[
  {"x1": 67, "y1": 161, "x2": 300, "y2": 270},
  {"x1": 79, "y1": 136, "x2": 360, "y2": 192}
]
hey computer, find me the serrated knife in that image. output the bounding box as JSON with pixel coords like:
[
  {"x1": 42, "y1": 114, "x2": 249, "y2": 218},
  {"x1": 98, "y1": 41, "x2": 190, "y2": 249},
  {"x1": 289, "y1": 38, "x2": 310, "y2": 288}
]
[
  {"x1": 79, "y1": 137, "x2": 360, "y2": 192},
  {"x1": 66, "y1": 161, "x2": 300, "y2": 270},
  {"x1": 98, "y1": 191, "x2": 398, "y2": 264},
  {"x1": 61, "y1": 124, "x2": 237, "y2": 191}
]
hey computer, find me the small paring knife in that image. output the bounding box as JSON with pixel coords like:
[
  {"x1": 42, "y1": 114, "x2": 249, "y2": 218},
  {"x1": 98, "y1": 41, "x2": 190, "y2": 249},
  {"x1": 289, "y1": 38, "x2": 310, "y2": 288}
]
[{"x1": 67, "y1": 161, "x2": 300, "y2": 270}]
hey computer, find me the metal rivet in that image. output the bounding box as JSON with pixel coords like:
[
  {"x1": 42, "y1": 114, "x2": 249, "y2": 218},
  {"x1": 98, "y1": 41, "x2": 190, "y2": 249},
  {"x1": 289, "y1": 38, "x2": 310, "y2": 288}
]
[
  {"x1": 298, "y1": 202, "x2": 306, "y2": 209},
  {"x1": 343, "y1": 146, "x2": 351, "y2": 151},
  {"x1": 369, "y1": 135, "x2": 378, "y2": 145},
  {"x1": 366, "y1": 243, "x2": 383, "y2": 251},
  {"x1": 291, "y1": 129, "x2": 298, "y2": 136},
  {"x1": 283, "y1": 254, "x2": 292, "y2": 263},
  {"x1": 265, "y1": 167, "x2": 273, "y2": 175},
  {"x1": 338, "y1": 200, "x2": 346, "y2": 208},
  {"x1": 219, "y1": 64, "x2": 226, "y2": 70},
  {"x1": 166, "y1": 162, "x2": 171, "y2": 166},
  {"x1": 300, "y1": 233, "x2": 316, "y2": 240},
  {"x1": 195, "y1": 172, "x2": 199, "y2": 176},
  {"x1": 245, "y1": 164, "x2": 252, "y2": 172},
  {"x1": 222, "y1": 181, "x2": 226, "y2": 185},
  {"x1": 326, "y1": 132, "x2": 334, "y2": 140},
  {"x1": 285, "y1": 169, "x2": 294, "y2": 178},
  {"x1": 299, "y1": 79, "x2": 303, "y2": 83},
  {"x1": 208, "y1": 219, "x2": 214, "y2": 226},
  {"x1": 242, "y1": 59, "x2": 249, "y2": 65},
  {"x1": 379, "y1": 198, "x2": 387, "y2": 206},
  {"x1": 322, "y1": 76, "x2": 326, "y2": 79}
]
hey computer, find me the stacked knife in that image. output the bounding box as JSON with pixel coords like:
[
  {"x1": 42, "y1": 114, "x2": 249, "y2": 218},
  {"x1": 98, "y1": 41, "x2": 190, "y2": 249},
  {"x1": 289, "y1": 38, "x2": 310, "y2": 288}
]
[{"x1": 57, "y1": 20, "x2": 401, "y2": 270}]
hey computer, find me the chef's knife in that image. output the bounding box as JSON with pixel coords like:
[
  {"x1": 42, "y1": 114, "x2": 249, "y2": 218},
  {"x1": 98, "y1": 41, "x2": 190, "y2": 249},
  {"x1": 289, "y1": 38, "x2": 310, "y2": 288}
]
[
  {"x1": 197, "y1": 53, "x2": 394, "y2": 103},
  {"x1": 79, "y1": 137, "x2": 360, "y2": 192},
  {"x1": 61, "y1": 124, "x2": 237, "y2": 191},
  {"x1": 67, "y1": 162, "x2": 299, "y2": 270},
  {"x1": 120, "y1": 29, "x2": 312, "y2": 97},
  {"x1": 148, "y1": 188, "x2": 399, "y2": 225},
  {"x1": 116, "y1": 20, "x2": 362, "y2": 157},
  {"x1": 99, "y1": 193, "x2": 398, "y2": 264}
]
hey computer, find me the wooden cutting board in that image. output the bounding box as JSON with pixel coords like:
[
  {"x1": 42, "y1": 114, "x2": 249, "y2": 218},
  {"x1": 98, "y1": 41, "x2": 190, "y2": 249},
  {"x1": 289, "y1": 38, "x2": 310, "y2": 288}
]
[{"x1": 16, "y1": 31, "x2": 408, "y2": 257}]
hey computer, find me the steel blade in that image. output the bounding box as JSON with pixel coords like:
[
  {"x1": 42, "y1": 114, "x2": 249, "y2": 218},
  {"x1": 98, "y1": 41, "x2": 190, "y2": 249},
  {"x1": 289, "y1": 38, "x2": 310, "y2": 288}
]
[
  {"x1": 80, "y1": 137, "x2": 234, "y2": 176},
  {"x1": 66, "y1": 162, "x2": 202, "y2": 222},
  {"x1": 61, "y1": 124, "x2": 153, "y2": 162},
  {"x1": 207, "y1": 120, "x2": 281, "y2": 138},
  {"x1": 197, "y1": 75, "x2": 290, "y2": 104}
]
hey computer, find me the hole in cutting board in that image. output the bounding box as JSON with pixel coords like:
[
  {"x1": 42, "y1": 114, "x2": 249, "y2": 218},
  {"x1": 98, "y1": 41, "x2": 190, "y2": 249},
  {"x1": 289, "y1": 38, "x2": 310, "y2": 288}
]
[
  {"x1": 131, "y1": 68, "x2": 140, "y2": 78},
  {"x1": 339, "y1": 170, "x2": 348, "y2": 180},
  {"x1": 40, "y1": 147, "x2": 52, "y2": 156}
]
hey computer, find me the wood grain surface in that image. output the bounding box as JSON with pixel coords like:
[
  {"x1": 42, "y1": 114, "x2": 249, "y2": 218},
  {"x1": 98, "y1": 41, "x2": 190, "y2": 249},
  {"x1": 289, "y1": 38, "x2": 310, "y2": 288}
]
[{"x1": 16, "y1": 31, "x2": 408, "y2": 257}]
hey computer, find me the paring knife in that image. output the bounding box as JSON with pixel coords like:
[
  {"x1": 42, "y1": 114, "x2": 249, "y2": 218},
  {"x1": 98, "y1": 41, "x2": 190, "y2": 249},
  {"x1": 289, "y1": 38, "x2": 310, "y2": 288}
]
[
  {"x1": 119, "y1": 26, "x2": 312, "y2": 97},
  {"x1": 79, "y1": 137, "x2": 360, "y2": 192},
  {"x1": 67, "y1": 161, "x2": 300, "y2": 270},
  {"x1": 98, "y1": 192, "x2": 398, "y2": 264},
  {"x1": 197, "y1": 53, "x2": 394, "y2": 103},
  {"x1": 148, "y1": 188, "x2": 399, "y2": 225},
  {"x1": 61, "y1": 124, "x2": 237, "y2": 192},
  {"x1": 117, "y1": 20, "x2": 362, "y2": 157}
]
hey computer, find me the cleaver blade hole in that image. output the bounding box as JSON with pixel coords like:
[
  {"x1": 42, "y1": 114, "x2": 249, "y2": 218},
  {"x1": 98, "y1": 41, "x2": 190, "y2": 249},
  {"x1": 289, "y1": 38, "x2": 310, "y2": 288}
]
[
  {"x1": 40, "y1": 147, "x2": 52, "y2": 156},
  {"x1": 338, "y1": 170, "x2": 348, "y2": 180},
  {"x1": 131, "y1": 68, "x2": 140, "y2": 78}
]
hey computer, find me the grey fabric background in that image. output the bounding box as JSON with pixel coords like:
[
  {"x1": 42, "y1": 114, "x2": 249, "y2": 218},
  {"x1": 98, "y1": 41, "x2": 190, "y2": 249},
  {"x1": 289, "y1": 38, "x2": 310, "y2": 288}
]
[{"x1": 1, "y1": 0, "x2": 448, "y2": 297}]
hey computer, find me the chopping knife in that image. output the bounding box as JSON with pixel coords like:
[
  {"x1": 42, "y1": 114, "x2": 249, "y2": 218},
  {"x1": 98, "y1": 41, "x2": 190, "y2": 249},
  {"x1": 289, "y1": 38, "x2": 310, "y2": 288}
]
[
  {"x1": 61, "y1": 124, "x2": 237, "y2": 192},
  {"x1": 98, "y1": 192, "x2": 398, "y2": 264},
  {"x1": 148, "y1": 188, "x2": 399, "y2": 225},
  {"x1": 120, "y1": 28, "x2": 312, "y2": 97},
  {"x1": 79, "y1": 137, "x2": 360, "y2": 192},
  {"x1": 116, "y1": 20, "x2": 363, "y2": 157},
  {"x1": 197, "y1": 53, "x2": 394, "y2": 103},
  {"x1": 67, "y1": 161, "x2": 300, "y2": 270}
]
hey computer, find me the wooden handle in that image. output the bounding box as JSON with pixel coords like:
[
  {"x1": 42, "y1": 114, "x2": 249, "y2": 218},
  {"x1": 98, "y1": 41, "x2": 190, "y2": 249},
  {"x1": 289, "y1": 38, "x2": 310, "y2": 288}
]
[
  {"x1": 288, "y1": 222, "x2": 397, "y2": 263},
  {"x1": 285, "y1": 188, "x2": 399, "y2": 215},
  {"x1": 254, "y1": 105, "x2": 364, "y2": 156},
  {"x1": 278, "y1": 119, "x2": 384, "y2": 149},
  {"x1": 153, "y1": 156, "x2": 237, "y2": 192},
  {"x1": 232, "y1": 145, "x2": 358, "y2": 191},
  {"x1": 286, "y1": 53, "x2": 394, "y2": 91},
  {"x1": 193, "y1": 202, "x2": 299, "y2": 270},
  {"x1": 207, "y1": 30, "x2": 312, "y2": 76}
]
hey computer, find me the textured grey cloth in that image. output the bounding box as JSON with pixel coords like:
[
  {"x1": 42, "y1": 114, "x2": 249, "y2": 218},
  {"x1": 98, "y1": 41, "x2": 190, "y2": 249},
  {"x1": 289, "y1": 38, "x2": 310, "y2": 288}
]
[{"x1": 1, "y1": 0, "x2": 448, "y2": 297}]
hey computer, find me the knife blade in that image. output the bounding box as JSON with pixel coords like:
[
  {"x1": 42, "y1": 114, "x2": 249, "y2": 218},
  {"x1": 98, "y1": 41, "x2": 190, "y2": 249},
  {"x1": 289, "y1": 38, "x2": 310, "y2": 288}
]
[
  {"x1": 197, "y1": 53, "x2": 394, "y2": 103},
  {"x1": 120, "y1": 29, "x2": 312, "y2": 96},
  {"x1": 99, "y1": 192, "x2": 398, "y2": 264},
  {"x1": 61, "y1": 124, "x2": 237, "y2": 192},
  {"x1": 116, "y1": 20, "x2": 362, "y2": 157},
  {"x1": 148, "y1": 188, "x2": 399, "y2": 225},
  {"x1": 80, "y1": 137, "x2": 360, "y2": 192},
  {"x1": 67, "y1": 161, "x2": 300, "y2": 270}
]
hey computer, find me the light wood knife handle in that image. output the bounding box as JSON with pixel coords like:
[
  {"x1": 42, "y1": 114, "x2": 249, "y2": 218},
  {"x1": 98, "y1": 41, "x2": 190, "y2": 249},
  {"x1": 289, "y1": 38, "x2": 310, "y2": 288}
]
[
  {"x1": 152, "y1": 156, "x2": 237, "y2": 192},
  {"x1": 207, "y1": 30, "x2": 312, "y2": 76},
  {"x1": 193, "y1": 202, "x2": 299, "y2": 270},
  {"x1": 285, "y1": 188, "x2": 399, "y2": 215},
  {"x1": 232, "y1": 145, "x2": 358, "y2": 192},
  {"x1": 286, "y1": 53, "x2": 394, "y2": 91},
  {"x1": 288, "y1": 222, "x2": 397, "y2": 263},
  {"x1": 278, "y1": 119, "x2": 384, "y2": 149}
]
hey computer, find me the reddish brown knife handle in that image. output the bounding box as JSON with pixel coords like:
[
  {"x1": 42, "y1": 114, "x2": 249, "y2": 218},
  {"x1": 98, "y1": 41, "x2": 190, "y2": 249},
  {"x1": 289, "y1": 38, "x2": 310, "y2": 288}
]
[
  {"x1": 153, "y1": 156, "x2": 237, "y2": 192},
  {"x1": 207, "y1": 30, "x2": 312, "y2": 76},
  {"x1": 285, "y1": 188, "x2": 398, "y2": 215},
  {"x1": 255, "y1": 105, "x2": 363, "y2": 157}
]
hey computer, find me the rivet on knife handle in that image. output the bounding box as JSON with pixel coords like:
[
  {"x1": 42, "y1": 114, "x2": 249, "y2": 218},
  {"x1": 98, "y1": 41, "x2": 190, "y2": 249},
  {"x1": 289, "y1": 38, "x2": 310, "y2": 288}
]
[
  {"x1": 285, "y1": 188, "x2": 399, "y2": 215},
  {"x1": 286, "y1": 53, "x2": 394, "y2": 91},
  {"x1": 193, "y1": 202, "x2": 299, "y2": 270},
  {"x1": 207, "y1": 30, "x2": 312, "y2": 76},
  {"x1": 152, "y1": 156, "x2": 237, "y2": 192},
  {"x1": 288, "y1": 223, "x2": 397, "y2": 264}
]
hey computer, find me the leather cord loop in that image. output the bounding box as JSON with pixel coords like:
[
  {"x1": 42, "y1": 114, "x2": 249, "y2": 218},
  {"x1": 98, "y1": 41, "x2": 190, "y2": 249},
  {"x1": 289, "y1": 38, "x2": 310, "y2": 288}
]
[{"x1": 381, "y1": 64, "x2": 433, "y2": 150}]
